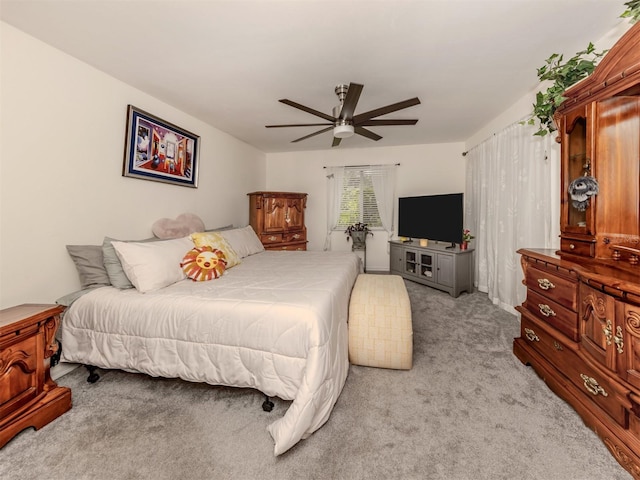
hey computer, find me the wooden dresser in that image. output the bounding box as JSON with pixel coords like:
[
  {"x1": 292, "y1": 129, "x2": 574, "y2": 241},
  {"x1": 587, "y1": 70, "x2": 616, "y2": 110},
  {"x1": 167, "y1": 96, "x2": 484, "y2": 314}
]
[
  {"x1": 514, "y1": 22, "x2": 640, "y2": 479},
  {"x1": 0, "y1": 304, "x2": 72, "y2": 447},
  {"x1": 248, "y1": 191, "x2": 308, "y2": 251}
]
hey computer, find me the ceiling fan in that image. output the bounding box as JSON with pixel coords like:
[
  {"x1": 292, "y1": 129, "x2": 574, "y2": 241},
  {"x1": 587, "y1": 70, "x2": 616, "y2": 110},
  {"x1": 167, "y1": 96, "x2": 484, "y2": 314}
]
[{"x1": 265, "y1": 83, "x2": 420, "y2": 147}]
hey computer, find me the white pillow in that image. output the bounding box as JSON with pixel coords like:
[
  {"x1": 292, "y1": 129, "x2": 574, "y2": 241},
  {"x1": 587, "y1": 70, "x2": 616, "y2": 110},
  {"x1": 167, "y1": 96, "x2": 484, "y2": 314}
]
[
  {"x1": 220, "y1": 226, "x2": 265, "y2": 258},
  {"x1": 111, "y1": 236, "x2": 193, "y2": 293}
]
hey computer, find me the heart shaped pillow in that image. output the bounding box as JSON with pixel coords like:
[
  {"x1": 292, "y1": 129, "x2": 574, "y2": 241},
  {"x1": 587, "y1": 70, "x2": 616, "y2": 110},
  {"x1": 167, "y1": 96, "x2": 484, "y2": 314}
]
[{"x1": 152, "y1": 213, "x2": 205, "y2": 239}]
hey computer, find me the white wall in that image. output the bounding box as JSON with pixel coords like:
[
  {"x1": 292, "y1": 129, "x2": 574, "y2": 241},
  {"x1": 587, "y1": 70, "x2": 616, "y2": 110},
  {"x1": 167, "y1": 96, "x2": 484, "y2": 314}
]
[
  {"x1": 0, "y1": 23, "x2": 266, "y2": 308},
  {"x1": 465, "y1": 20, "x2": 633, "y2": 150},
  {"x1": 266, "y1": 143, "x2": 466, "y2": 271}
]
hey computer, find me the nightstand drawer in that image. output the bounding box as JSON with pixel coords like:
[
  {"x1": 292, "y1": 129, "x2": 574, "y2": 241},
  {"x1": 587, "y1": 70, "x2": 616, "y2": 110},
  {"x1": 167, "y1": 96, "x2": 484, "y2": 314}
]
[
  {"x1": 0, "y1": 333, "x2": 39, "y2": 417},
  {"x1": 525, "y1": 289, "x2": 578, "y2": 341},
  {"x1": 526, "y1": 265, "x2": 577, "y2": 311}
]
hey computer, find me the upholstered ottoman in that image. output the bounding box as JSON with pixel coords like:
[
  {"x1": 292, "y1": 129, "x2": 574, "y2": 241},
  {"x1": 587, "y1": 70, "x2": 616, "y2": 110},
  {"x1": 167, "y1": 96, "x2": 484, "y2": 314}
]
[{"x1": 348, "y1": 274, "x2": 413, "y2": 370}]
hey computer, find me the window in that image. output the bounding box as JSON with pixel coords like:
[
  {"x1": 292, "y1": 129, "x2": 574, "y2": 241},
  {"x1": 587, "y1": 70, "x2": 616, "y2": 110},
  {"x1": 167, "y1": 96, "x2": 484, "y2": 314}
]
[{"x1": 336, "y1": 168, "x2": 382, "y2": 228}]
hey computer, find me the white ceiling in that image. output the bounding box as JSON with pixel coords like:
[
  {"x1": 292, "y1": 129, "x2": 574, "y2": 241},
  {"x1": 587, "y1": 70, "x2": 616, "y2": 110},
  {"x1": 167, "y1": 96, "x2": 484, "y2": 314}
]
[{"x1": 0, "y1": 0, "x2": 627, "y2": 153}]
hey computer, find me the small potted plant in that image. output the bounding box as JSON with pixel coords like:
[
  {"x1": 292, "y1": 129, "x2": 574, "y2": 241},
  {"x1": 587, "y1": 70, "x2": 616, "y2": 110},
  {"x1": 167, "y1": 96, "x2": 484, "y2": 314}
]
[
  {"x1": 461, "y1": 229, "x2": 474, "y2": 250},
  {"x1": 345, "y1": 222, "x2": 373, "y2": 250}
]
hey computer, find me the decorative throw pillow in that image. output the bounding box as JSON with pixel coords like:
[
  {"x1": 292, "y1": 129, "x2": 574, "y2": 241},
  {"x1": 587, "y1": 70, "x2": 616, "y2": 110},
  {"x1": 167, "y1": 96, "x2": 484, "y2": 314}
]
[
  {"x1": 181, "y1": 246, "x2": 227, "y2": 281},
  {"x1": 66, "y1": 245, "x2": 111, "y2": 289},
  {"x1": 190, "y1": 231, "x2": 241, "y2": 268},
  {"x1": 220, "y1": 226, "x2": 265, "y2": 258},
  {"x1": 111, "y1": 236, "x2": 193, "y2": 293}
]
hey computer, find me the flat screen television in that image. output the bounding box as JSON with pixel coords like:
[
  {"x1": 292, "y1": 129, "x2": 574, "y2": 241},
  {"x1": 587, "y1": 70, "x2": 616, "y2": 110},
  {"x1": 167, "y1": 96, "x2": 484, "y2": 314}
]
[{"x1": 398, "y1": 193, "x2": 464, "y2": 245}]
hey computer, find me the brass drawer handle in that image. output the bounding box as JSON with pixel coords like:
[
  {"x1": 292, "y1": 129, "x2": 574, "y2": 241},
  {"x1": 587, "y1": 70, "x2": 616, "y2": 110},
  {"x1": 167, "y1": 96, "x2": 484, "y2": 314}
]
[
  {"x1": 603, "y1": 319, "x2": 613, "y2": 345},
  {"x1": 538, "y1": 304, "x2": 556, "y2": 317},
  {"x1": 292, "y1": 234, "x2": 300, "y2": 239},
  {"x1": 569, "y1": 243, "x2": 576, "y2": 250},
  {"x1": 268, "y1": 236, "x2": 277, "y2": 241},
  {"x1": 580, "y1": 374, "x2": 608, "y2": 397},
  {"x1": 537, "y1": 278, "x2": 555, "y2": 290},
  {"x1": 524, "y1": 328, "x2": 539, "y2": 342},
  {"x1": 553, "y1": 341, "x2": 564, "y2": 351},
  {"x1": 614, "y1": 326, "x2": 624, "y2": 354}
]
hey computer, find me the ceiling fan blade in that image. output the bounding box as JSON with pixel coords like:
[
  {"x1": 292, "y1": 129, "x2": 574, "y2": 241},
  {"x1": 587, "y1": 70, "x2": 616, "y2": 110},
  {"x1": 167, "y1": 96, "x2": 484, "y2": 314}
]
[
  {"x1": 359, "y1": 119, "x2": 419, "y2": 126},
  {"x1": 332, "y1": 137, "x2": 342, "y2": 147},
  {"x1": 355, "y1": 126, "x2": 382, "y2": 141},
  {"x1": 353, "y1": 97, "x2": 421, "y2": 123},
  {"x1": 266, "y1": 123, "x2": 332, "y2": 128},
  {"x1": 339, "y1": 83, "x2": 364, "y2": 121},
  {"x1": 279, "y1": 99, "x2": 335, "y2": 122},
  {"x1": 291, "y1": 126, "x2": 333, "y2": 143}
]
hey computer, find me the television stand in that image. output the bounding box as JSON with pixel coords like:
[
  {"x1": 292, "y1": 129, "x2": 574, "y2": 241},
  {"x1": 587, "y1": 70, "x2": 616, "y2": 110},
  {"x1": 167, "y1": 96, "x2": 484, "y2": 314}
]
[
  {"x1": 445, "y1": 242, "x2": 456, "y2": 249},
  {"x1": 389, "y1": 240, "x2": 474, "y2": 297}
]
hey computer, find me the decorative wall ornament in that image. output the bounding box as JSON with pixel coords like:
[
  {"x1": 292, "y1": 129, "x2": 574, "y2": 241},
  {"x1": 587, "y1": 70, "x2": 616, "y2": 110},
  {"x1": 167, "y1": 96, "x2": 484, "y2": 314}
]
[{"x1": 568, "y1": 175, "x2": 599, "y2": 211}]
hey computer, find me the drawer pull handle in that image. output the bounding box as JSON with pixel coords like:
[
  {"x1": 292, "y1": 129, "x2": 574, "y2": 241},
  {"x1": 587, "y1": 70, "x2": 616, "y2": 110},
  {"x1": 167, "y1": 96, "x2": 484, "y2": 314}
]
[
  {"x1": 553, "y1": 341, "x2": 564, "y2": 351},
  {"x1": 524, "y1": 328, "x2": 539, "y2": 342},
  {"x1": 538, "y1": 304, "x2": 556, "y2": 317},
  {"x1": 614, "y1": 326, "x2": 624, "y2": 354},
  {"x1": 269, "y1": 236, "x2": 277, "y2": 241},
  {"x1": 570, "y1": 243, "x2": 576, "y2": 250},
  {"x1": 292, "y1": 234, "x2": 300, "y2": 239},
  {"x1": 603, "y1": 319, "x2": 613, "y2": 345},
  {"x1": 580, "y1": 374, "x2": 608, "y2": 397},
  {"x1": 537, "y1": 278, "x2": 555, "y2": 290}
]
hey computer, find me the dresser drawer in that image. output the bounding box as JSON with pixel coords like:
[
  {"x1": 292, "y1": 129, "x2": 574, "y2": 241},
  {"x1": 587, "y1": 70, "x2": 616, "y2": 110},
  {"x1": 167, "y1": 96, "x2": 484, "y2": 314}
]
[
  {"x1": 284, "y1": 231, "x2": 306, "y2": 243},
  {"x1": 563, "y1": 352, "x2": 630, "y2": 428},
  {"x1": 526, "y1": 265, "x2": 577, "y2": 311},
  {"x1": 560, "y1": 238, "x2": 595, "y2": 257},
  {"x1": 265, "y1": 242, "x2": 307, "y2": 251},
  {"x1": 519, "y1": 313, "x2": 576, "y2": 372},
  {"x1": 261, "y1": 233, "x2": 283, "y2": 244},
  {"x1": 525, "y1": 289, "x2": 578, "y2": 341},
  {"x1": 520, "y1": 313, "x2": 629, "y2": 428}
]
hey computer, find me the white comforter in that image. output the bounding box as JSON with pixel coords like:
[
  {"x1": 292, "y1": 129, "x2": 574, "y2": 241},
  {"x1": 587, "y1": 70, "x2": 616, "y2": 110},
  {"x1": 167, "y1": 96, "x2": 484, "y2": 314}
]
[{"x1": 61, "y1": 250, "x2": 361, "y2": 455}]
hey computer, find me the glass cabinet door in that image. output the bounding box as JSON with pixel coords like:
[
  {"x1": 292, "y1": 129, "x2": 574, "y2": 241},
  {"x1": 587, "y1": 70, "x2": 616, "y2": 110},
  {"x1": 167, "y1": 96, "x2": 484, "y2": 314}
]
[
  {"x1": 419, "y1": 253, "x2": 434, "y2": 280},
  {"x1": 404, "y1": 250, "x2": 417, "y2": 274},
  {"x1": 561, "y1": 106, "x2": 594, "y2": 235}
]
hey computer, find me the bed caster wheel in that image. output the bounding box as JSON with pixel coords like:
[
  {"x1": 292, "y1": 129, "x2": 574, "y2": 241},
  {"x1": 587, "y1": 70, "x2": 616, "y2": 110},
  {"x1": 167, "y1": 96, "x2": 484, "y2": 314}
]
[
  {"x1": 262, "y1": 396, "x2": 274, "y2": 412},
  {"x1": 85, "y1": 365, "x2": 100, "y2": 383}
]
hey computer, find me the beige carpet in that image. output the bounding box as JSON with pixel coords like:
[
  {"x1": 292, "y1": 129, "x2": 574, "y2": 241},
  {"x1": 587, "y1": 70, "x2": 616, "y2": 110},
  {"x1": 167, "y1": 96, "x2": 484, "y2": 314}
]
[{"x1": 0, "y1": 280, "x2": 631, "y2": 479}]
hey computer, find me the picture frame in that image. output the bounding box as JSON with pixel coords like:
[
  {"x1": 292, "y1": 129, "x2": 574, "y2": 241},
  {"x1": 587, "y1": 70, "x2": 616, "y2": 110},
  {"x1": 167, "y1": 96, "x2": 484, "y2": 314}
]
[{"x1": 123, "y1": 105, "x2": 200, "y2": 187}]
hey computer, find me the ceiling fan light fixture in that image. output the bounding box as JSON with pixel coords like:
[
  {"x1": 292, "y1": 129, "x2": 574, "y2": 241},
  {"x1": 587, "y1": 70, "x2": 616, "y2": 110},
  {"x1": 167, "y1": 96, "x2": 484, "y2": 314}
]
[{"x1": 333, "y1": 124, "x2": 355, "y2": 138}]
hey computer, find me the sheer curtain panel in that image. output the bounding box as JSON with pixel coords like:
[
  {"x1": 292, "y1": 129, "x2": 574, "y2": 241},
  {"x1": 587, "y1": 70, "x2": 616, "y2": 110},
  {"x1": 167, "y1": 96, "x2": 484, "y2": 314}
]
[
  {"x1": 324, "y1": 167, "x2": 344, "y2": 251},
  {"x1": 465, "y1": 122, "x2": 560, "y2": 313}
]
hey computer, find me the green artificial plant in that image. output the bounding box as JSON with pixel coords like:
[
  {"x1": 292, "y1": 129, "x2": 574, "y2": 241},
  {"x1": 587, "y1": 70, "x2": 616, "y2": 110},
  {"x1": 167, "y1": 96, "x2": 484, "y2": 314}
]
[
  {"x1": 524, "y1": 1, "x2": 640, "y2": 137},
  {"x1": 525, "y1": 43, "x2": 607, "y2": 136},
  {"x1": 621, "y1": 0, "x2": 640, "y2": 23}
]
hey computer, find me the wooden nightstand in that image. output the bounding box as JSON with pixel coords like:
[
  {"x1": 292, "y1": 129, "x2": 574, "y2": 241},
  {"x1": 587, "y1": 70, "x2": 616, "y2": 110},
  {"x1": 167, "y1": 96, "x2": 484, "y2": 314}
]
[{"x1": 0, "y1": 304, "x2": 72, "y2": 447}]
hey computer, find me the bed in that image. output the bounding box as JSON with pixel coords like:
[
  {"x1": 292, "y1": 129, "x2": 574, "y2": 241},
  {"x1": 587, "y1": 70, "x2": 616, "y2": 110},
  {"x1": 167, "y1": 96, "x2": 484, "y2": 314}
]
[{"x1": 60, "y1": 242, "x2": 362, "y2": 455}]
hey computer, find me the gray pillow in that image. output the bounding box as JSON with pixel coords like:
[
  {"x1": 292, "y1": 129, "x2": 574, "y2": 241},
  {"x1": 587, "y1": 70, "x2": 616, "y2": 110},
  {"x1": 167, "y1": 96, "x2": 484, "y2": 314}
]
[
  {"x1": 102, "y1": 236, "x2": 158, "y2": 289},
  {"x1": 66, "y1": 245, "x2": 111, "y2": 289},
  {"x1": 205, "y1": 224, "x2": 234, "y2": 232}
]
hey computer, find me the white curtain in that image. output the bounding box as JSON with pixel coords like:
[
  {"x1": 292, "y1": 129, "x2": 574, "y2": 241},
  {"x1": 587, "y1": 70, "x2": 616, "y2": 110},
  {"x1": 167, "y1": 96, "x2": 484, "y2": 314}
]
[
  {"x1": 324, "y1": 167, "x2": 344, "y2": 251},
  {"x1": 465, "y1": 121, "x2": 560, "y2": 313},
  {"x1": 370, "y1": 164, "x2": 397, "y2": 240}
]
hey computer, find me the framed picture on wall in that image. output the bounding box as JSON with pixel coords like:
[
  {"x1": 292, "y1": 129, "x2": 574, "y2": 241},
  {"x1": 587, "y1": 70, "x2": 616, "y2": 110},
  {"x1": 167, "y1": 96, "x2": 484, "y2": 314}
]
[{"x1": 122, "y1": 105, "x2": 200, "y2": 187}]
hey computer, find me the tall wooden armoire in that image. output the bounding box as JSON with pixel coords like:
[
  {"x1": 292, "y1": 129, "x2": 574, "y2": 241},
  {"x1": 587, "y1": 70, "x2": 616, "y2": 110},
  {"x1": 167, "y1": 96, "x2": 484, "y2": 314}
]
[{"x1": 514, "y1": 22, "x2": 640, "y2": 479}]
